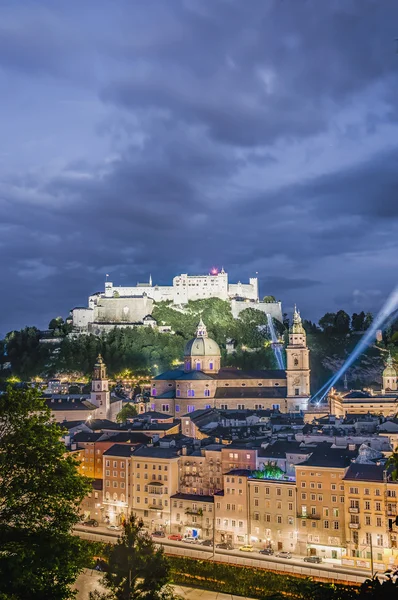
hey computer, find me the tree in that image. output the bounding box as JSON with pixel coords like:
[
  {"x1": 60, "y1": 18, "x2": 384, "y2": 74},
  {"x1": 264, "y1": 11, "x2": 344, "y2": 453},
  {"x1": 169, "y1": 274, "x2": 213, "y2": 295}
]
[
  {"x1": 318, "y1": 312, "x2": 337, "y2": 334},
  {"x1": 263, "y1": 295, "x2": 276, "y2": 303},
  {"x1": 334, "y1": 310, "x2": 351, "y2": 334},
  {"x1": 0, "y1": 386, "x2": 91, "y2": 600},
  {"x1": 364, "y1": 312, "x2": 373, "y2": 330},
  {"x1": 116, "y1": 403, "x2": 138, "y2": 423},
  {"x1": 92, "y1": 515, "x2": 175, "y2": 600},
  {"x1": 351, "y1": 311, "x2": 366, "y2": 332},
  {"x1": 49, "y1": 317, "x2": 65, "y2": 331}
]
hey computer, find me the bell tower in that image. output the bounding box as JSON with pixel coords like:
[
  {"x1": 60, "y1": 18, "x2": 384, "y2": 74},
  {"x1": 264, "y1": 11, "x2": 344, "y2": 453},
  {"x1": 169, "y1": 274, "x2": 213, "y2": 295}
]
[
  {"x1": 286, "y1": 306, "x2": 310, "y2": 407},
  {"x1": 90, "y1": 354, "x2": 111, "y2": 419},
  {"x1": 382, "y1": 352, "x2": 397, "y2": 392}
]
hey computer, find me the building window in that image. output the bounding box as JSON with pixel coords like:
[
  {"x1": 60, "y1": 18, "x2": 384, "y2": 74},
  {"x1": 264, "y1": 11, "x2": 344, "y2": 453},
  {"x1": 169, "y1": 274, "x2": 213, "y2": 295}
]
[
  {"x1": 152, "y1": 388, "x2": 157, "y2": 397},
  {"x1": 162, "y1": 404, "x2": 169, "y2": 412},
  {"x1": 209, "y1": 362, "x2": 213, "y2": 370},
  {"x1": 204, "y1": 389, "x2": 210, "y2": 397},
  {"x1": 176, "y1": 390, "x2": 181, "y2": 397},
  {"x1": 295, "y1": 388, "x2": 300, "y2": 396},
  {"x1": 175, "y1": 405, "x2": 180, "y2": 412},
  {"x1": 196, "y1": 362, "x2": 201, "y2": 371},
  {"x1": 188, "y1": 389, "x2": 195, "y2": 397}
]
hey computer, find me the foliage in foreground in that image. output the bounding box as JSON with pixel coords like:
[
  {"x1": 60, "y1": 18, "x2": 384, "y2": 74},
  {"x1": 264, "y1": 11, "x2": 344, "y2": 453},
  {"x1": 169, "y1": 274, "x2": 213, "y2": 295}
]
[
  {"x1": 90, "y1": 515, "x2": 175, "y2": 600},
  {"x1": 169, "y1": 556, "x2": 357, "y2": 599},
  {"x1": 0, "y1": 387, "x2": 91, "y2": 600}
]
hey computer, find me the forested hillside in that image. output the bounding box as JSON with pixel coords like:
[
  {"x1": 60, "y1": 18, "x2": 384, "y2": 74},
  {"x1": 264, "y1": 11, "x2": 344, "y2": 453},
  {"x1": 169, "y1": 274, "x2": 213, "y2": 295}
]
[{"x1": 1, "y1": 300, "x2": 397, "y2": 393}]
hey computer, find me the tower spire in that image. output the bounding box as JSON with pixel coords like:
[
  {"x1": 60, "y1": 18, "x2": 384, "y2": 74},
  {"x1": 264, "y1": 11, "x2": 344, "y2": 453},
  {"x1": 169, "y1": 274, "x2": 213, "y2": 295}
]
[{"x1": 196, "y1": 318, "x2": 207, "y2": 337}]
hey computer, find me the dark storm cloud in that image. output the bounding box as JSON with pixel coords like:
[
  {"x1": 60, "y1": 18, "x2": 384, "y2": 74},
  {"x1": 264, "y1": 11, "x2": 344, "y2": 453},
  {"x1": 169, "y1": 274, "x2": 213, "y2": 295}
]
[{"x1": 1, "y1": 0, "x2": 398, "y2": 334}]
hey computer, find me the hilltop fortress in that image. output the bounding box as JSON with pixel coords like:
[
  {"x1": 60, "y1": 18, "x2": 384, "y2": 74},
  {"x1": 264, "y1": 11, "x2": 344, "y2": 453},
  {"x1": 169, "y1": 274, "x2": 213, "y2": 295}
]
[{"x1": 72, "y1": 270, "x2": 282, "y2": 334}]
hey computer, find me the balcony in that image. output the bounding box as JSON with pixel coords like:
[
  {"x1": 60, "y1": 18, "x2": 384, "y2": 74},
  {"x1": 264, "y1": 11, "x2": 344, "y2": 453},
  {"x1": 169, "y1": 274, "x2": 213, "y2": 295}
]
[
  {"x1": 147, "y1": 482, "x2": 164, "y2": 496},
  {"x1": 148, "y1": 505, "x2": 164, "y2": 511},
  {"x1": 349, "y1": 522, "x2": 360, "y2": 529},
  {"x1": 185, "y1": 508, "x2": 203, "y2": 517},
  {"x1": 297, "y1": 513, "x2": 321, "y2": 520},
  {"x1": 348, "y1": 507, "x2": 360, "y2": 514}
]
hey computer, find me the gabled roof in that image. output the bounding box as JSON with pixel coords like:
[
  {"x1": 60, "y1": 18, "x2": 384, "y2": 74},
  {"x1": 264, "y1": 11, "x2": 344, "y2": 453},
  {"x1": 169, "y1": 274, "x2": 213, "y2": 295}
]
[
  {"x1": 259, "y1": 441, "x2": 307, "y2": 459},
  {"x1": 298, "y1": 442, "x2": 357, "y2": 469},
  {"x1": 176, "y1": 371, "x2": 214, "y2": 381},
  {"x1": 133, "y1": 446, "x2": 180, "y2": 459},
  {"x1": 103, "y1": 444, "x2": 141, "y2": 457},
  {"x1": 343, "y1": 463, "x2": 387, "y2": 483},
  {"x1": 212, "y1": 368, "x2": 286, "y2": 380},
  {"x1": 73, "y1": 432, "x2": 103, "y2": 443},
  {"x1": 153, "y1": 370, "x2": 185, "y2": 381}
]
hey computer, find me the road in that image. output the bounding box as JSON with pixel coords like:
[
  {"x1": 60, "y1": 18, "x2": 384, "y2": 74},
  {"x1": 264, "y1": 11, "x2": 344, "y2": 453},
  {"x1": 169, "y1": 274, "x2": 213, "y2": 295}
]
[{"x1": 74, "y1": 525, "x2": 370, "y2": 586}]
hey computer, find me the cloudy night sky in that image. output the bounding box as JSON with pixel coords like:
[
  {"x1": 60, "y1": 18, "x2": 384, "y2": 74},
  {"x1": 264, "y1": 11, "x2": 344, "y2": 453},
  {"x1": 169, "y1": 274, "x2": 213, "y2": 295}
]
[{"x1": 1, "y1": 0, "x2": 398, "y2": 335}]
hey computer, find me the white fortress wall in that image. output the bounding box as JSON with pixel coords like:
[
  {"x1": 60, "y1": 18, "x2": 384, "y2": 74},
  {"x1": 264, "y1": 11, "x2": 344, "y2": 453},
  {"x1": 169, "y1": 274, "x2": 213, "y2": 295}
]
[{"x1": 230, "y1": 299, "x2": 283, "y2": 322}]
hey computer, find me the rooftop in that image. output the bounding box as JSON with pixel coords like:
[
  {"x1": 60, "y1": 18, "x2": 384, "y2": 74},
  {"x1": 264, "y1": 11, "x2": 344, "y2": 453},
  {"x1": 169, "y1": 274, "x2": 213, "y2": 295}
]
[
  {"x1": 215, "y1": 386, "x2": 287, "y2": 399},
  {"x1": 103, "y1": 444, "x2": 141, "y2": 457},
  {"x1": 299, "y1": 442, "x2": 357, "y2": 469},
  {"x1": 171, "y1": 492, "x2": 214, "y2": 503},
  {"x1": 133, "y1": 446, "x2": 180, "y2": 459},
  {"x1": 343, "y1": 463, "x2": 389, "y2": 483}
]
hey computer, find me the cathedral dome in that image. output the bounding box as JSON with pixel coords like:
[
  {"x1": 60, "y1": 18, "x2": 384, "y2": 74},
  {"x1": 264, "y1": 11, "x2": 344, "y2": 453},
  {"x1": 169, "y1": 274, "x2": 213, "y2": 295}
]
[{"x1": 184, "y1": 319, "x2": 221, "y2": 357}]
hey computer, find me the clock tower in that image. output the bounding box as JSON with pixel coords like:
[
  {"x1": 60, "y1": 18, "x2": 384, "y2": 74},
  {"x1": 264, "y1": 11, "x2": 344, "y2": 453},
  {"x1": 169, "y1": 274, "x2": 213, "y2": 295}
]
[
  {"x1": 286, "y1": 307, "x2": 310, "y2": 410},
  {"x1": 90, "y1": 354, "x2": 111, "y2": 419}
]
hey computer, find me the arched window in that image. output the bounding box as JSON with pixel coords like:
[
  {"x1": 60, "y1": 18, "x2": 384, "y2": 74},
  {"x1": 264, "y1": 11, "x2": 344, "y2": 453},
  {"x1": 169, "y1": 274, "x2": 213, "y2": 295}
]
[
  {"x1": 294, "y1": 358, "x2": 299, "y2": 366},
  {"x1": 113, "y1": 493, "x2": 118, "y2": 501},
  {"x1": 105, "y1": 492, "x2": 110, "y2": 500},
  {"x1": 152, "y1": 388, "x2": 157, "y2": 397},
  {"x1": 209, "y1": 362, "x2": 213, "y2": 370},
  {"x1": 188, "y1": 389, "x2": 195, "y2": 397},
  {"x1": 120, "y1": 494, "x2": 125, "y2": 503},
  {"x1": 176, "y1": 389, "x2": 181, "y2": 397},
  {"x1": 185, "y1": 361, "x2": 191, "y2": 371},
  {"x1": 196, "y1": 362, "x2": 201, "y2": 371}
]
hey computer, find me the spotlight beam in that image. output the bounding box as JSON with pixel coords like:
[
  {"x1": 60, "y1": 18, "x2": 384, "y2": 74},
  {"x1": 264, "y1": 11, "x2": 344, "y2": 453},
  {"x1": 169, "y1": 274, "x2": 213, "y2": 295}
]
[{"x1": 312, "y1": 285, "x2": 398, "y2": 406}]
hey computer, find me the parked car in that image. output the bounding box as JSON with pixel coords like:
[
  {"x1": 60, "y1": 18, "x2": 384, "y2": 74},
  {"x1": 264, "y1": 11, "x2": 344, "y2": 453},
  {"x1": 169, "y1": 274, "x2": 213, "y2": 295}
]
[
  {"x1": 276, "y1": 551, "x2": 292, "y2": 559},
  {"x1": 200, "y1": 539, "x2": 213, "y2": 547},
  {"x1": 168, "y1": 534, "x2": 183, "y2": 541},
  {"x1": 239, "y1": 544, "x2": 254, "y2": 553},
  {"x1": 216, "y1": 542, "x2": 234, "y2": 550},
  {"x1": 183, "y1": 536, "x2": 198, "y2": 544},
  {"x1": 151, "y1": 531, "x2": 165, "y2": 538},
  {"x1": 83, "y1": 519, "x2": 99, "y2": 527},
  {"x1": 259, "y1": 548, "x2": 274, "y2": 555},
  {"x1": 304, "y1": 556, "x2": 322, "y2": 563},
  {"x1": 107, "y1": 524, "x2": 122, "y2": 531}
]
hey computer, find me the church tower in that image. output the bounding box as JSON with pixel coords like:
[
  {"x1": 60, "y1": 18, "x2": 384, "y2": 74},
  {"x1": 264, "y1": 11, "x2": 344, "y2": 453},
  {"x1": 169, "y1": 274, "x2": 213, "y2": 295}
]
[
  {"x1": 90, "y1": 354, "x2": 111, "y2": 419},
  {"x1": 286, "y1": 307, "x2": 310, "y2": 408},
  {"x1": 383, "y1": 352, "x2": 397, "y2": 392}
]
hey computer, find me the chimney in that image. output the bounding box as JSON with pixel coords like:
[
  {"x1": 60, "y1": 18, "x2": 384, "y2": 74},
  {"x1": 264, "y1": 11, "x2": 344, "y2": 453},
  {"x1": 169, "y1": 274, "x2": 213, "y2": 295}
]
[{"x1": 181, "y1": 445, "x2": 187, "y2": 456}]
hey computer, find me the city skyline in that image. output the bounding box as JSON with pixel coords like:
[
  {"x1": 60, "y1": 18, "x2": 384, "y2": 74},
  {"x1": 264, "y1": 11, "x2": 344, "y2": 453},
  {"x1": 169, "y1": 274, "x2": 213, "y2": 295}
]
[{"x1": 1, "y1": 1, "x2": 398, "y2": 333}]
